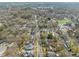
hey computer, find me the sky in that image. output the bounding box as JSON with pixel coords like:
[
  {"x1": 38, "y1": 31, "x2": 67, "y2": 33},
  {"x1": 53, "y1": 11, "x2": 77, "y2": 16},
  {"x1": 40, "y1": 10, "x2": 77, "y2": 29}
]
[{"x1": 0, "y1": 0, "x2": 79, "y2": 2}]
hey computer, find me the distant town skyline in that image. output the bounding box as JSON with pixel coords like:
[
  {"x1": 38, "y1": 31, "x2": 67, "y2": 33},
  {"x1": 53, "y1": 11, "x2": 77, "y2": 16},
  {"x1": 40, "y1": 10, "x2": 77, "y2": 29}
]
[{"x1": 0, "y1": 2, "x2": 79, "y2": 9}]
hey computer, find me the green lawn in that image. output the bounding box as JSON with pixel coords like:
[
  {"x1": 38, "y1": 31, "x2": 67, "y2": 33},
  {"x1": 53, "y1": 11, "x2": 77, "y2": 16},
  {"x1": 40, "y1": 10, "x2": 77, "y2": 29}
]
[{"x1": 58, "y1": 19, "x2": 71, "y2": 25}]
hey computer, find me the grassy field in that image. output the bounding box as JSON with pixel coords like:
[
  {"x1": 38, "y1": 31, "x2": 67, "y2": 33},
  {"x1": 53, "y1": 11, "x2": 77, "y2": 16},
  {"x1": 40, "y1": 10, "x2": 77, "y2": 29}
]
[{"x1": 58, "y1": 18, "x2": 71, "y2": 25}]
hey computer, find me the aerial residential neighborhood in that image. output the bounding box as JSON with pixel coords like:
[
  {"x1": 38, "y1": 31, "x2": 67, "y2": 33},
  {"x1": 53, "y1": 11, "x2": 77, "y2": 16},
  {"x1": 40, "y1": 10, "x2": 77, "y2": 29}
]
[{"x1": 0, "y1": 2, "x2": 79, "y2": 57}]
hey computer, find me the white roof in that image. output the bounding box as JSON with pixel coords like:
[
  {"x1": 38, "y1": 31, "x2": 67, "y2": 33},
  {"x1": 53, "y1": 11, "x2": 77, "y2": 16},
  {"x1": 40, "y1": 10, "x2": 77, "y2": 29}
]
[
  {"x1": 0, "y1": 23, "x2": 3, "y2": 27},
  {"x1": 0, "y1": 42, "x2": 8, "y2": 56}
]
